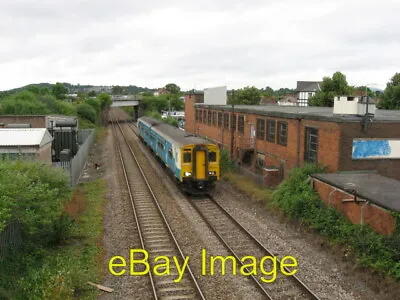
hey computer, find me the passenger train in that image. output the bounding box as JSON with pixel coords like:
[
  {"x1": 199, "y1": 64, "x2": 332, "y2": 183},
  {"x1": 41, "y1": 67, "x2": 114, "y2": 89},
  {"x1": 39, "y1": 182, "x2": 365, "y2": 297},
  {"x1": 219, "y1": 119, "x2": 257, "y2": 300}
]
[{"x1": 137, "y1": 116, "x2": 220, "y2": 194}]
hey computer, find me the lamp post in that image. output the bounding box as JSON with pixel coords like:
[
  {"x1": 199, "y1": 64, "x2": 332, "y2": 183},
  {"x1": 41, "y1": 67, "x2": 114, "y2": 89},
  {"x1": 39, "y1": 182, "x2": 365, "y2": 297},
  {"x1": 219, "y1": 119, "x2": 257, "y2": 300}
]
[{"x1": 363, "y1": 83, "x2": 377, "y2": 133}]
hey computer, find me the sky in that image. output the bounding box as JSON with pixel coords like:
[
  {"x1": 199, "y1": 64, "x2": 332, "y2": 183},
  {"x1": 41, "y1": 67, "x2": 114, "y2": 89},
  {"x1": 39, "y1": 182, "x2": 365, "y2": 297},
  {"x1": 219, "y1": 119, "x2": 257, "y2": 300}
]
[{"x1": 0, "y1": 0, "x2": 399, "y2": 91}]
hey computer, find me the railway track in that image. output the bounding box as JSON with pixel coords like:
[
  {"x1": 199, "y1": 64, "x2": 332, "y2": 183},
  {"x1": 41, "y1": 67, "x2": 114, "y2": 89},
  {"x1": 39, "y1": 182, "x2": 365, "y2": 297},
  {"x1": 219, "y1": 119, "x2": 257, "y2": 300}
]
[
  {"x1": 111, "y1": 116, "x2": 205, "y2": 300},
  {"x1": 188, "y1": 195, "x2": 320, "y2": 300},
  {"x1": 124, "y1": 118, "x2": 320, "y2": 299}
]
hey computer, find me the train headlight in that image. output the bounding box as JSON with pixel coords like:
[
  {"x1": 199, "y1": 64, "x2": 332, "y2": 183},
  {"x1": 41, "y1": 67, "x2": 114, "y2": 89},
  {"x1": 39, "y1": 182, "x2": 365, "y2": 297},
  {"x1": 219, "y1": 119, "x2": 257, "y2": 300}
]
[
  {"x1": 184, "y1": 172, "x2": 192, "y2": 176},
  {"x1": 208, "y1": 171, "x2": 216, "y2": 175}
]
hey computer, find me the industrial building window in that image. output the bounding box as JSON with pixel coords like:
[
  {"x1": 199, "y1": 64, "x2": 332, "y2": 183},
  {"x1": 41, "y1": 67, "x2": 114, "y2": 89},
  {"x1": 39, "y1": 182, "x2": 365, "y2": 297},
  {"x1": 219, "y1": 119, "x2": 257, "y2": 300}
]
[
  {"x1": 231, "y1": 114, "x2": 237, "y2": 131},
  {"x1": 197, "y1": 110, "x2": 202, "y2": 123},
  {"x1": 223, "y1": 113, "x2": 229, "y2": 128},
  {"x1": 256, "y1": 119, "x2": 265, "y2": 140},
  {"x1": 208, "y1": 111, "x2": 212, "y2": 125},
  {"x1": 203, "y1": 110, "x2": 207, "y2": 124},
  {"x1": 277, "y1": 121, "x2": 288, "y2": 146},
  {"x1": 305, "y1": 127, "x2": 318, "y2": 163},
  {"x1": 218, "y1": 112, "x2": 223, "y2": 127},
  {"x1": 238, "y1": 115, "x2": 244, "y2": 133},
  {"x1": 266, "y1": 120, "x2": 276, "y2": 142},
  {"x1": 212, "y1": 112, "x2": 217, "y2": 126},
  {"x1": 208, "y1": 151, "x2": 217, "y2": 162},
  {"x1": 183, "y1": 151, "x2": 191, "y2": 163},
  {"x1": 195, "y1": 109, "x2": 199, "y2": 121}
]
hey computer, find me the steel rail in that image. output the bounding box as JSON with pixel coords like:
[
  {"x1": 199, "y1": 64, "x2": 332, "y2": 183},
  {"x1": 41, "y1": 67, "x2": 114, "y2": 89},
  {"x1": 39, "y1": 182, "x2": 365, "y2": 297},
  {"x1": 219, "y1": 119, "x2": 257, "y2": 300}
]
[{"x1": 111, "y1": 115, "x2": 206, "y2": 300}]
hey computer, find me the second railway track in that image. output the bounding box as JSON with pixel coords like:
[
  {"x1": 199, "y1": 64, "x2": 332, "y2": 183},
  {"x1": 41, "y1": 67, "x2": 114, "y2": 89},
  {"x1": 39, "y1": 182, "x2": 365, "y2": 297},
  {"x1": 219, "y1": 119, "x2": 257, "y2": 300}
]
[
  {"x1": 188, "y1": 195, "x2": 321, "y2": 300},
  {"x1": 111, "y1": 115, "x2": 205, "y2": 300}
]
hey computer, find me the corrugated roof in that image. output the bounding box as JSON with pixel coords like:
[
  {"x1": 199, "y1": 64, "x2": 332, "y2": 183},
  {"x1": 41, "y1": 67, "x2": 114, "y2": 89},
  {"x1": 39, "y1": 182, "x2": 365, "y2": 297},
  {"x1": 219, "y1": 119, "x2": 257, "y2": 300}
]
[
  {"x1": 296, "y1": 81, "x2": 322, "y2": 92},
  {"x1": 0, "y1": 128, "x2": 53, "y2": 147}
]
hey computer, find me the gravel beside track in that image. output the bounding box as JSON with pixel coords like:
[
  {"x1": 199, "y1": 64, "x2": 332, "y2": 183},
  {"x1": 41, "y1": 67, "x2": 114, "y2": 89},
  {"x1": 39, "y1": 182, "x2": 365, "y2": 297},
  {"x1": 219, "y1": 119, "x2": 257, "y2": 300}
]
[{"x1": 100, "y1": 109, "x2": 397, "y2": 299}]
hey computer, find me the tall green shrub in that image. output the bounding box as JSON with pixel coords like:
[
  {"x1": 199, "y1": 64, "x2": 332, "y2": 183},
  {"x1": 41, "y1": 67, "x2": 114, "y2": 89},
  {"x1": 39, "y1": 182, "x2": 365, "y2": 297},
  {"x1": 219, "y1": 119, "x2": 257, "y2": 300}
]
[{"x1": 76, "y1": 103, "x2": 97, "y2": 123}]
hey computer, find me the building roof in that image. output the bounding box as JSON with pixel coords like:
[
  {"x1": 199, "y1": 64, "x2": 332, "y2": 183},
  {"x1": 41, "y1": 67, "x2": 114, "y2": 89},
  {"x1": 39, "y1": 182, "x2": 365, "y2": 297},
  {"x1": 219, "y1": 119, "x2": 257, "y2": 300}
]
[
  {"x1": 0, "y1": 128, "x2": 53, "y2": 147},
  {"x1": 296, "y1": 81, "x2": 321, "y2": 92},
  {"x1": 195, "y1": 104, "x2": 400, "y2": 123},
  {"x1": 139, "y1": 116, "x2": 212, "y2": 146},
  {"x1": 311, "y1": 173, "x2": 400, "y2": 213}
]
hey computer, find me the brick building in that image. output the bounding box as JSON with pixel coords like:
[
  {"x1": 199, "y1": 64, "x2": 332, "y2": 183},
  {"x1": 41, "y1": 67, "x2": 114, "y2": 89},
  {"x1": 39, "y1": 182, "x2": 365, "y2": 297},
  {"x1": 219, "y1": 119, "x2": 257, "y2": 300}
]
[{"x1": 184, "y1": 95, "x2": 400, "y2": 183}]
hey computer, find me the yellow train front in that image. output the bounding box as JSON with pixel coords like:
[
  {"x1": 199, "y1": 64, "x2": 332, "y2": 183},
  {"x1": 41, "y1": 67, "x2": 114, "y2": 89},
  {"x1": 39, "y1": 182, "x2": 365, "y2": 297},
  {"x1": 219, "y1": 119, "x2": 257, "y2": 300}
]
[
  {"x1": 137, "y1": 116, "x2": 220, "y2": 195},
  {"x1": 179, "y1": 143, "x2": 220, "y2": 194}
]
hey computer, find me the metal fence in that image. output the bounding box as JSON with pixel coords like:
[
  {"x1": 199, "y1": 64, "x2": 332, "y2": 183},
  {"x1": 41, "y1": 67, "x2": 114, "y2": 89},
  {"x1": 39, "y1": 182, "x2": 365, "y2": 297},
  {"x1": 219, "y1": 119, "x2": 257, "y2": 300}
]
[
  {"x1": 53, "y1": 129, "x2": 95, "y2": 186},
  {"x1": 235, "y1": 164, "x2": 266, "y2": 186},
  {"x1": 0, "y1": 221, "x2": 22, "y2": 258}
]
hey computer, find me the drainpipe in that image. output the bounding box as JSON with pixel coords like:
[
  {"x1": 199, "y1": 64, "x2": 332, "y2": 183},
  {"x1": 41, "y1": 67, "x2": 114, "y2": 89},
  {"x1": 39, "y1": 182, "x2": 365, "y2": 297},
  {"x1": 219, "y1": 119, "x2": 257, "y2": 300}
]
[
  {"x1": 296, "y1": 118, "x2": 301, "y2": 167},
  {"x1": 360, "y1": 201, "x2": 370, "y2": 225},
  {"x1": 328, "y1": 188, "x2": 339, "y2": 206}
]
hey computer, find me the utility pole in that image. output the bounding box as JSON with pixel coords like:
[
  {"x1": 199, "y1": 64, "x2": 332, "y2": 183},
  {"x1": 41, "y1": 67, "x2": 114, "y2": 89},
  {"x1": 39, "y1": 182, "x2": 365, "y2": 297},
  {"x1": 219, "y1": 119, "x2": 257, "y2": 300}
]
[{"x1": 230, "y1": 89, "x2": 235, "y2": 160}]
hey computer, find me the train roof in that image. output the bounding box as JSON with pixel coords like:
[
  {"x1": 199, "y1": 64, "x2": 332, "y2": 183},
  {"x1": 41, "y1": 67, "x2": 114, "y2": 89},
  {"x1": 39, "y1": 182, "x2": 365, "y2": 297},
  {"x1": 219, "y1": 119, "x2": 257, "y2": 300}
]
[{"x1": 139, "y1": 116, "x2": 213, "y2": 146}]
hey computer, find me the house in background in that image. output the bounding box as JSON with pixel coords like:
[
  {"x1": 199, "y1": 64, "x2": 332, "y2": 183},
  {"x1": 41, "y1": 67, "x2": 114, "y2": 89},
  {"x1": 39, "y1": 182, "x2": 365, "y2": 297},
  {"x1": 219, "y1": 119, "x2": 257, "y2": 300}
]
[
  {"x1": 296, "y1": 81, "x2": 321, "y2": 106},
  {"x1": 153, "y1": 88, "x2": 169, "y2": 96}
]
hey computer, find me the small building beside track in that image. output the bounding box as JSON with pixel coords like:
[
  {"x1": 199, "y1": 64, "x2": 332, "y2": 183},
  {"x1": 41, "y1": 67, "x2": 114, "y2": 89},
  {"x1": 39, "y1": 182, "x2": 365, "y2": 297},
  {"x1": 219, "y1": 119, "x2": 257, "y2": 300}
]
[{"x1": 0, "y1": 128, "x2": 53, "y2": 164}]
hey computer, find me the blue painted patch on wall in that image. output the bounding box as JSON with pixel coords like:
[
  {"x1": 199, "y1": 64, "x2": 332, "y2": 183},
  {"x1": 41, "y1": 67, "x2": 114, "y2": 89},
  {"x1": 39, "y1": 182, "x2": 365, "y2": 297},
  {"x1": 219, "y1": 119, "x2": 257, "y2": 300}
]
[{"x1": 352, "y1": 140, "x2": 392, "y2": 159}]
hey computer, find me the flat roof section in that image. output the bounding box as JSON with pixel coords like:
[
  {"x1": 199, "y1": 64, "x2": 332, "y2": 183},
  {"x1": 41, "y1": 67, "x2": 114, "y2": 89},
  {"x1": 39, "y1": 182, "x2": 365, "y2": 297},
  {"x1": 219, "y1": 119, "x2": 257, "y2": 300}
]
[
  {"x1": 195, "y1": 104, "x2": 400, "y2": 123},
  {"x1": 311, "y1": 173, "x2": 400, "y2": 213}
]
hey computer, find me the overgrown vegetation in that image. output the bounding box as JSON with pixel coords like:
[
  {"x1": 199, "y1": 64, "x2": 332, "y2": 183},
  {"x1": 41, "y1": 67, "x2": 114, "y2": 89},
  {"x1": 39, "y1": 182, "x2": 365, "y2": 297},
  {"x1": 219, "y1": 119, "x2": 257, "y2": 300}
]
[
  {"x1": 0, "y1": 85, "x2": 112, "y2": 128},
  {"x1": 0, "y1": 159, "x2": 105, "y2": 299},
  {"x1": 271, "y1": 164, "x2": 400, "y2": 280},
  {"x1": 219, "y1": 149, "x2": 235, "y2": 174}
]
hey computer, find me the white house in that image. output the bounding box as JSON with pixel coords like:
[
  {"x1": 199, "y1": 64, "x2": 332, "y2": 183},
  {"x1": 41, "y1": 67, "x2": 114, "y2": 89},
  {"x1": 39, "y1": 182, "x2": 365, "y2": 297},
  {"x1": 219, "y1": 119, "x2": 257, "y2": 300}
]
[{"x1": 296, "y1": 81, "x2": 321, "y2": 106}]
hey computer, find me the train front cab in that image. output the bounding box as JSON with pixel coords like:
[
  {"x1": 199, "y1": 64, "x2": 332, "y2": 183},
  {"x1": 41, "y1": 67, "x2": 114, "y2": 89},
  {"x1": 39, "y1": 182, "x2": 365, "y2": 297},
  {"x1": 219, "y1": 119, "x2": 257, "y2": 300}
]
[{"x1": 180, "y1": 144, "x2": 219, "y2": 194}]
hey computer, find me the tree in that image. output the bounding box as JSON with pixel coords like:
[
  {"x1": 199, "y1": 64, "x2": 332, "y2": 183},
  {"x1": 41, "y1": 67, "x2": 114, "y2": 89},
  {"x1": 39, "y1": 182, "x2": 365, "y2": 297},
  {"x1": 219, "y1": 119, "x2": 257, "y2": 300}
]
[
  {"x1": 378, "y1": 73, "x2": 400, "y2": 110},
  {"x1": 88, "y1": 90, "x2": 97, "y2": 97},
  {"x1": 112, "y1": 85, "x2": 124, "y2": 95},
  {"x1": 165, "y1": 83, "x2": 180, "y2": 94},
  {"x1": 308, "y1": 71, "x2": 353, "y2": 107},
  {"x1": 51, "y1": 82, "x2": 68, "y2": 100},
  {"x1": 228, "y1": 86, "x2": 261, "y2": 105},
  {"x1": 98, "y1": 93, "x2": 112, "y2": 110},
  {"x1": 262, "y1": 86, "x2": 274, "y2": 97}
]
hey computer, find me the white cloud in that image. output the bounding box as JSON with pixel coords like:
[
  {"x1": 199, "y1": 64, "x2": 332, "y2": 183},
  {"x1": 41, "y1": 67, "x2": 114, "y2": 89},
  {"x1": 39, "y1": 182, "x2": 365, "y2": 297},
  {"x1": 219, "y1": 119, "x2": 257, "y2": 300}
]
[{"x1": 0, "y1": 0, "x2": 399, "y2": 91}]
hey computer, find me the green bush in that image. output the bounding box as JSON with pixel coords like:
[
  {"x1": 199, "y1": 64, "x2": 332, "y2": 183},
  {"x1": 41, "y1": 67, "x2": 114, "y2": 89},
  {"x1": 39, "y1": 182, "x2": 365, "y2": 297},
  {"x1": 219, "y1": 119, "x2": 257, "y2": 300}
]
[
  {"x1": 0, "y1": 160, "x2": 70, "y2": 244},
  {"x1": 86, "y1": 98, "x2": 101, "y2": 115},
  {"x1": 220, "y1": 149, "x2": 235, "y2": 174},
  {"x1": 76, "y1": 103, "x2": 97, "y2": 123}
]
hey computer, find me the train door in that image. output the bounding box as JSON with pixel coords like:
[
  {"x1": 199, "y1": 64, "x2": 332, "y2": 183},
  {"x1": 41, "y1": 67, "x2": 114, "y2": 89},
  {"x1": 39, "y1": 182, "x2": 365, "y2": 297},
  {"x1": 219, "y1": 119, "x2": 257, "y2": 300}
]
[{"x1": 195, "y1": 150, "x2": 206, "y2": 180}]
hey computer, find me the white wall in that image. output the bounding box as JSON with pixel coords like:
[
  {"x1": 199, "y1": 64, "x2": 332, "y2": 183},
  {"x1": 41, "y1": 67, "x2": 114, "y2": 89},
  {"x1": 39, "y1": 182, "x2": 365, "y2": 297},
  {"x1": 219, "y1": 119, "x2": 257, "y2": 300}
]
[{"x1": 204, "y1": 86, "x2": 227, "y2": 105}]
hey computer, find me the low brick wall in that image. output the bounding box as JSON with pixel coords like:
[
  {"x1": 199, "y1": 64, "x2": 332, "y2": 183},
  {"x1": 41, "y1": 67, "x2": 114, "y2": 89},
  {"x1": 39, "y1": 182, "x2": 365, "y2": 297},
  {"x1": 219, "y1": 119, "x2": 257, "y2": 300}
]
[{"x1": 312, "y1": 178, "x2": 396, "y2": 235}]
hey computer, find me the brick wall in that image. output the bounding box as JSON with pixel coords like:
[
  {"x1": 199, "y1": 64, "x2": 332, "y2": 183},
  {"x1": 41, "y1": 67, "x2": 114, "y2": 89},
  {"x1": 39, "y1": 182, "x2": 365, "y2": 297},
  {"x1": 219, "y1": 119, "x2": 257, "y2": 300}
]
[
  {"x1": 0, "y1": 115, "x2": 46, "y2": 128},
  {"x1": 312, "y1": 178, "x2": 396, "y2": 235},
  {"x1": 339, "y1": 122, "x2": 400, "y2": 181},
  {"x1": 190, "y1": 107, "x2": 342, "y2": 179}
]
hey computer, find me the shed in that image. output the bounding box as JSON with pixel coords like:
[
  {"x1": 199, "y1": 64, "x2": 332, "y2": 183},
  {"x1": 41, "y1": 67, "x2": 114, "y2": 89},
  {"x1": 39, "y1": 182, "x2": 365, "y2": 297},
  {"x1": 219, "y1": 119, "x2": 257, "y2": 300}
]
[{"x1": 0, "y1": 128, "x2": 53, "y2": 164}]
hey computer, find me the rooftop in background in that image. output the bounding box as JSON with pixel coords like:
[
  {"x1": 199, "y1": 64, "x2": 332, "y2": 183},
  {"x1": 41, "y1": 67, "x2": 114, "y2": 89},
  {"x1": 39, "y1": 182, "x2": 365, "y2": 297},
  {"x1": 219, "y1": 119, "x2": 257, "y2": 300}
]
[
  {"x1": 0, "y1": 128, "x2": 53, "y2": 147},
  {"x1": 296, "y1": 81, "x2": 322, "y2": 92},
  {"x1": 195, "y1": 104, "x2": 400, "y2": 123},
  {"x1": 312, "y1": 172, "x2": 400, "y2": 213}
]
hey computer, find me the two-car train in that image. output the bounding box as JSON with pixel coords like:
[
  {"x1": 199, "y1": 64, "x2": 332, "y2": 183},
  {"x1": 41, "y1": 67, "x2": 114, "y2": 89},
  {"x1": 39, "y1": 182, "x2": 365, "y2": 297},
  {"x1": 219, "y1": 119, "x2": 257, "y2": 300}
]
[{"x1": 137, "y1": 116, "x2": 220, "y2": 194}]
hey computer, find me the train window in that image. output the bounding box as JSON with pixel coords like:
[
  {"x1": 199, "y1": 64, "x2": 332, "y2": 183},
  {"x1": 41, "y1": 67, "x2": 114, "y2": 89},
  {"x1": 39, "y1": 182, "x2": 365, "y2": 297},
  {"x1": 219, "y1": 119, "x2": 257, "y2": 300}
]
[
  {"x1": 168, "y1": 149, "x2": 173, "y2": 159},
  {"x1": 208, "y1": 151, "x2": 217, "y2": 162},
  {"x1": 158, "y1": 141, "x2": 165, "y2": 150},
  {"x1": 183, "y1": 152, "x2": 191, "y2": 163}
]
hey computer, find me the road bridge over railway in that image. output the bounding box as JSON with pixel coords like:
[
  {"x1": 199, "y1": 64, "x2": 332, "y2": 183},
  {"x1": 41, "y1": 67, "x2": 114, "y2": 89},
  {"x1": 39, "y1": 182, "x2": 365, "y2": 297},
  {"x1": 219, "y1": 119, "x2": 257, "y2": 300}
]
[{"x1": 111, "y1": 95, "x2": 142, "y2": 120}]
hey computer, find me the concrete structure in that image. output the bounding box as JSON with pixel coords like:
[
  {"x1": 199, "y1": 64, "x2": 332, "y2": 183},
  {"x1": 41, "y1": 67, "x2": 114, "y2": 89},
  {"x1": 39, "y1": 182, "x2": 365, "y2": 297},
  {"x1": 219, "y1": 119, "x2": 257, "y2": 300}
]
[
  {"x1": 296, "y1": 81, "x2": 321, "y2": 106},
  {"x1": 204, "y1": 86, "x2": 227, "y2": 105},
  {"x1": 0, "y1": 128, "x2": 53, "y2": 164},
  {"x1": 311, "y1": 172, "x2": 400, "y2": 235},
  {"x1": 185, "y1": 100, "x2": 400, "y2": 184}
]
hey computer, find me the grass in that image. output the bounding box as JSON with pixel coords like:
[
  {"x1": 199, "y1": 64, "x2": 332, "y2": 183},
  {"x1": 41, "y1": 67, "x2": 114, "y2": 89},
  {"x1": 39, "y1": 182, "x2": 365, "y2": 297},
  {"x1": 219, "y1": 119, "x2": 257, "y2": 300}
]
[
  {"x1": 0, "y1": 179, "x2": 106, "y2": 300},
  {"x1": 222, "y1": 171, "x2": 274, "y2": 204}
]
